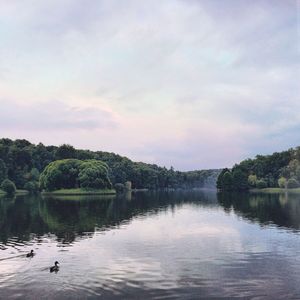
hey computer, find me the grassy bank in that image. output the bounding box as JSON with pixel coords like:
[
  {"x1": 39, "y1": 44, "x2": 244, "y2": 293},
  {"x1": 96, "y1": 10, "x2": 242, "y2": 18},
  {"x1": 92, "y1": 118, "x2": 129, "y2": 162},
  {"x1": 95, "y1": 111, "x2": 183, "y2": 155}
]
[
  {"x1": 42, "y1": 188, "x2": 116, "y2": 196},
  {"x1": 250, "y1": 188, "x2": 300, "y2": 194},
  {"x1": 0, "y1": 189, "x2": 29, "y2": 196},
  {"x1": 16, "y1": 189, "x2": 30, "y2": 195}
]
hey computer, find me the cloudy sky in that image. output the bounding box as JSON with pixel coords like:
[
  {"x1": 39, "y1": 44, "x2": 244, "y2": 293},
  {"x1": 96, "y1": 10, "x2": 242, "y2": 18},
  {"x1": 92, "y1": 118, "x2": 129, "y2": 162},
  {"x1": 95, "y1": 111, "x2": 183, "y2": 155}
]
[{"x1": 0, "y1": 0, "x2": 299, "y2": 170}]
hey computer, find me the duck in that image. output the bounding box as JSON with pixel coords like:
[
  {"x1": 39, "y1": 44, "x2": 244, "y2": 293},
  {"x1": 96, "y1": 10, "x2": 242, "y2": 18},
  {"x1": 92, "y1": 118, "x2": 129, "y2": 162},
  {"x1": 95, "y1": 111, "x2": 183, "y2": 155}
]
[
  {"x1": 50, "y1": 261, "x2": 60, "y2": 273},
  {"x1": 26, "y1": 250, "x2": 34, "y2": 258}
]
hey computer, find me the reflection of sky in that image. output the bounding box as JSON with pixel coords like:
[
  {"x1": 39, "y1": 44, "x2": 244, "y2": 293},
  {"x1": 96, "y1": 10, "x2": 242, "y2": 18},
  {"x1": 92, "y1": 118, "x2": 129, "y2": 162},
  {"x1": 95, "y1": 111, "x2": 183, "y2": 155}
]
[
  {"x1": 92, "y1": 205, "x2": 300, "y2": 298},
  {"x1": 2, "y1": 199, "x2": 300, "y2": 299},
  {"x1": 0, "y1": 1, "x2": 298, "y2": 170}
]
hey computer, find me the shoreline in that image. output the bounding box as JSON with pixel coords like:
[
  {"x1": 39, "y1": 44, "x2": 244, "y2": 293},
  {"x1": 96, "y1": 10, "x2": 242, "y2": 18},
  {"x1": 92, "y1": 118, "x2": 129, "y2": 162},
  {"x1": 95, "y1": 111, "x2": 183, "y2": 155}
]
[
  {"x1": 250, "y1": 188, "x2": 300, "y2": 194},
  {"x1": 42, "y1": 188, "x2": 117, "y2": 196},
  {"x1": 0, "y1": 189, "x2": 29, "y2": 196}
]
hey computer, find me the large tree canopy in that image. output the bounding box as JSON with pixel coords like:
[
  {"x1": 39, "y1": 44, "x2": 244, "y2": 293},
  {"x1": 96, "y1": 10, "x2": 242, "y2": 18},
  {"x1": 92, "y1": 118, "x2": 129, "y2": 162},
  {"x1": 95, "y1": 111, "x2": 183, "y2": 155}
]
[
  {"x1": 40, "y1": 159, "x2": 112, "y2": 191},
  {"x1": 78, "y1": 160, "x2": 111, "y2": 189}
]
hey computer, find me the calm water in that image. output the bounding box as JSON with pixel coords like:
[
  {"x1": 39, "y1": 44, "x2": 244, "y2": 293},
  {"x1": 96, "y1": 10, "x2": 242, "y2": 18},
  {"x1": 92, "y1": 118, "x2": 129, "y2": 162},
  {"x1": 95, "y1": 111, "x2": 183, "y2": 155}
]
[{"x1": 1, "y1": 190, "x2": 300, "y2": 299}]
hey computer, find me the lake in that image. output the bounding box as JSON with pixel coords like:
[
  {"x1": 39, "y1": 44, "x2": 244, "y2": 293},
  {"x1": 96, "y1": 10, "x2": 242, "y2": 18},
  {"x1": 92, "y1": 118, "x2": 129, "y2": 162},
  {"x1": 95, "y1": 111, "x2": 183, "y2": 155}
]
[{"x1": 1, "y1": 190, "x2": 300, "y2": 299}]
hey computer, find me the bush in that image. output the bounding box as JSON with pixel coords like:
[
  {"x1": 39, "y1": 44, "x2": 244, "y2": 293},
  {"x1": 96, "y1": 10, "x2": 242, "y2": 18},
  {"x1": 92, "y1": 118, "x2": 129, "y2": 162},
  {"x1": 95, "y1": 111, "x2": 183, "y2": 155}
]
[
  {"x1": 287, "y1": 178, "x2": 300, "y2": 189},
  {"x1": 115, "y1": 183, "x2": 125, "y2": 193},
  {"x1": 278, "y1": 177, "x2": 287, "y2": 188},
  {"x1": 24, "y1": 181, "x2": 39, "y2": 193},
  {"x1": 256, "y1": 179, "x2": 267, "y2": 189},
  {"x1": 1, "y1": 179, "x2": 16, "y2": 195}
]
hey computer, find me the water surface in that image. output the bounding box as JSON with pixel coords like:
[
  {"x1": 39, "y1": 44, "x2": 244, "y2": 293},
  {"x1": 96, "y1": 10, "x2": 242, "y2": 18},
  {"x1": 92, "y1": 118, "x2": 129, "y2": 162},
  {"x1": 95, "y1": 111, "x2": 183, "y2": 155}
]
[{"x1": 1, "y1": 190, "x2": 300, "y2": 299}]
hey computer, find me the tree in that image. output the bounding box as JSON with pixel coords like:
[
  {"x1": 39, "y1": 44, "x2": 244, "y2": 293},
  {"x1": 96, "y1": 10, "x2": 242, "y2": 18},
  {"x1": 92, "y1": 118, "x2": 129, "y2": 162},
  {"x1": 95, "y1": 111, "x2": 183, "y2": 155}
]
[
  {"x1": 55, "y1": 144, "x2": 77, "y2": 160},
  {"x1": 40, "y1": 159, "x2": 82, "y2": 191},
  {"x1": 0, "y1": 159, "x2": 7, "y2": 183},
  {"x1": 1, "y1": 179, "x2": 16, "y2": 195},
  {"x1": 40, "y1": 159, "x2": 111, "y2": 191},
  {"x1": 78, "y1": 160, "x2": 112, "y2": 189},
  {"x1": 278, "y1": 177, "x2": 287, "y2": 189},
  {"x1": 232, "y1": 168, "x2": 248, "y2": 190},
  {"x1": 248, "y1": 174, "x2": 257, "y2": 187},
  {"x1": 115, "y1": 183, "x2": 125, "y2": 193},
  {"x1": 24, "y1": 181, "x2": 39, "y2": 193},
  {"x1": 286, "y1": 159, "x2": 300, "y2": 181},
  {"x1": 0, "y1": 138, "x2": 222, "y2": 190},
  {"x1": 222, "y1": 171, "x2": 233, "y2": 191},
  {"x1": 256, "y1": 179, "x2": 267, "y2": 189},
  {"x1": 30, "y1": 168, "x2": 40, "y2": 181},
  {"x1": 217, "y1": 168, "x2": 230, "y2": 190},
  {"x1": 287, "y1": 178, "x2": 299, "y2": 189}
]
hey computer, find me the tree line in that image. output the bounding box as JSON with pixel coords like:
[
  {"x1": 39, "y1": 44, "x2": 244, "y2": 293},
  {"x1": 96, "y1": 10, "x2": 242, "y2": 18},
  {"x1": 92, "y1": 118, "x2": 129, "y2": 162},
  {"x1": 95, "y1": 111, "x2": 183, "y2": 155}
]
[
  {"x1": 0, "y1": 138, "x2": 220, "y2": 192},
  {"x1": 217, "y1": 147, "x2": 300, "y2": 191}
]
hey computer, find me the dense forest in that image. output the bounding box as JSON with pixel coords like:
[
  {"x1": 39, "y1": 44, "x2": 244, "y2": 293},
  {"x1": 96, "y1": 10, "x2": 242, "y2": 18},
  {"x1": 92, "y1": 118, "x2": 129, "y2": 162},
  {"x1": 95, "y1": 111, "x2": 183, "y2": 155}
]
[
  {"x1": 217, "y1": 147, "x2": 300, "y2": 191},
  {"x1": 0, "y1": 138, "x2": 220, "y2": 192}
]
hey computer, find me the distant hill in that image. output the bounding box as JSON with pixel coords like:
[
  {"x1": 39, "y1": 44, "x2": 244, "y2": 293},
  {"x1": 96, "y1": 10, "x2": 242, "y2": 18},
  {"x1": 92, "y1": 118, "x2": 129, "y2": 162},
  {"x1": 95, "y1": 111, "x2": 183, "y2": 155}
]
[
  {"x1": 0, "y1": 138, "x2": 220, "y2": 190},
  {"x1": 217, "y1": 147, "x2": 300, "y2": 191}
]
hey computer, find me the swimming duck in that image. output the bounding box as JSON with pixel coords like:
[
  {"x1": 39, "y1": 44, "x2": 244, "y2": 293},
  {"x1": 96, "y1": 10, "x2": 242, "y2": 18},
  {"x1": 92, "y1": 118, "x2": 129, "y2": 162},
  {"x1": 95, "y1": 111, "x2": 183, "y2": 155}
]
[
  {"x1": 50, "y1": 261, "x2": 59, "y2": 273},
  {"x1": 26, "y1": 250, "x2": 34, "y2": 258}
]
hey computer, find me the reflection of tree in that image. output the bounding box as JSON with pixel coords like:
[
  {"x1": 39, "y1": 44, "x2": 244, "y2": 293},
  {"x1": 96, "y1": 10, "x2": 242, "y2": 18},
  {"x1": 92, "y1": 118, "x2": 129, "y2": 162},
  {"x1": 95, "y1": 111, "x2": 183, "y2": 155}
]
[
  {"x1": 0, "y1": 190, "x2": 218, "y2": 245},
  {"x1": 217, "y1": 192, "x2": 300, "y2": 230},
  {"x1": 0, "y1": 195, "x2": 46, "y2": 244},
  {"x1": 2, "y1": 191, "x2": 300, "y2": 247}
]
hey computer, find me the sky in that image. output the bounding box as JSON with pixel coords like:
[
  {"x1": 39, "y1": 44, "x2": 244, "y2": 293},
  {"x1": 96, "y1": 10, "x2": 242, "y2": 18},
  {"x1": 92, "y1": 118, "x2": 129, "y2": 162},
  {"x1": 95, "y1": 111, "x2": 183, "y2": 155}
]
[{"x1": 0, "y1": 0, "x2": 299, "y2": 171}]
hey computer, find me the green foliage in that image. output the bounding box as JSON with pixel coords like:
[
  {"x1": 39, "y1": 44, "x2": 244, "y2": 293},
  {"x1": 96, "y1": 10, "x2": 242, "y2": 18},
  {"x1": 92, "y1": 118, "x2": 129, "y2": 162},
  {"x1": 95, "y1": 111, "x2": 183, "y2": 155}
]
[
  {"x1": 55, "y1": 144, "x2": 77, "y2": 160},
  {"x1": 78, "y1": 160, "x2": 112, "y2": 189},
  {"x1": 282, "y1": 159, "x2": 300, "y2": 183},
  {"x1": 24, "y1": 181, "x2": 40, "y2": 193},
  {"x1": 232, "y1": 168, "x2": 248, "y2": 190},
  {"x1": 287, "y1": 178, "x2": 300, "y2": 189},
  {"x1": 40, "y1": 159, "x2": 111, "y2": 191},
  {"x1": 218, "y1": 147, "x2": 299, "y2": 191},
  {"x1": 30, "y1": 168, "x2": 40, "y2": 181},
  {"x1": 3, "y1": 138, "x2": 300, "y2": 191},
  {"x1": 115, "y1": 183, "x2": 125, "y2": 193},
  {"x1": 217, "y1": 168, "x2": 230, "y2": 190},
  {"x1": 248, "y1": 174, "x2": 257, "y2": 187},
  {"x1": 0, "y1": 138, "x2": 220, "y2": 190},
  {"x1": 217, "y1": 168, "x2": 248, "y2": 191},
  {"x1": 256, "y1": 179, "x2": 267, "y2": 189},
  {"x1": 278, "y1": 177, "x2": 287, "y2": 188},
  {"x1": 1, "y1": 179, "x2": 16, "y2": 195},
  {"x1": 222, "y1": 171, "x2": 233, "y2": 191},
  {"x1": 0, "y1": 159, "x2": 7, "y2": 183},
  {"x1": 40, "y1": 159, "x2": 82, "y2": 191},
  {"x1": 114, "y1": 181, "x2": 132, "y2": 193}
]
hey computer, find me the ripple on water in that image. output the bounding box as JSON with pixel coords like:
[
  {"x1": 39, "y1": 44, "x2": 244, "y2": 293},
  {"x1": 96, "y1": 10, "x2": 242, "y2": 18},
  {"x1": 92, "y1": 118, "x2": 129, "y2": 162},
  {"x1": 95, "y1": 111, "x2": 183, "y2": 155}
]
[{"x1": 2, "y1": 191, "x2": 300, "y2": 299}]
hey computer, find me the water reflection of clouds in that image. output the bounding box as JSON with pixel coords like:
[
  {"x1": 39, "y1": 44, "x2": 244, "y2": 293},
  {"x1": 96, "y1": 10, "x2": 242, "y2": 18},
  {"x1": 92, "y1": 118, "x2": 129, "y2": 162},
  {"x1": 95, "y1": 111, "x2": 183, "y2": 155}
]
[{"x1": 2, "y1": 192, "x2": 300, "y2": 298}]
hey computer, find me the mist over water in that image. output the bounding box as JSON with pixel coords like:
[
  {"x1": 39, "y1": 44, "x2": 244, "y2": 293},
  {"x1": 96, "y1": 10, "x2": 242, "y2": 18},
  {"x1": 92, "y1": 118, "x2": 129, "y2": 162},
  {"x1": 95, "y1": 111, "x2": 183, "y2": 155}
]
[{"x1": 1, "y1": 190, "x2": 300, "y2": 299}]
